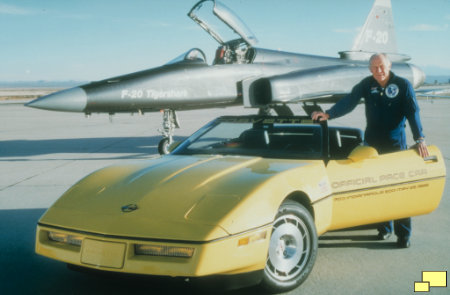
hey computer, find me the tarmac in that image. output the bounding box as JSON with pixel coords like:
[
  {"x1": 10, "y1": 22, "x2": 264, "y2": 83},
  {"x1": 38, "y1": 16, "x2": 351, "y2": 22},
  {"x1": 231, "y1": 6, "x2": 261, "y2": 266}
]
[{"x1": 0, "y1": 99, "x2": 449, "y2": 294}]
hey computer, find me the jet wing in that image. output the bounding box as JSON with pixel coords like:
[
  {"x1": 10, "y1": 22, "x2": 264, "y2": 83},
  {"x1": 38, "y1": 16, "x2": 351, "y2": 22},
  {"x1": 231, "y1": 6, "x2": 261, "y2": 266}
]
[
  {"x1": 416, "y1": 85, "x2": 450, "y2": 99},
  {"x1": 297, "y1": 93, "x2": 348, "y2": 104}
]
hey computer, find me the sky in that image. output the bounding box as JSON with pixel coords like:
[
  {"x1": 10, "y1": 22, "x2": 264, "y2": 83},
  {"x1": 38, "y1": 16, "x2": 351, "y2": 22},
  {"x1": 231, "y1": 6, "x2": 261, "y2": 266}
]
[{"x1": 1, "y1": 0, "x2": 449, "y2": 82}]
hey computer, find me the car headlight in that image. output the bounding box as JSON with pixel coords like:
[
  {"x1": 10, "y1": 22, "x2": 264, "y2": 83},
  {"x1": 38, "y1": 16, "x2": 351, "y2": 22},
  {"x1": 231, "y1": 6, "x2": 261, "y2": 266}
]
[
  {"x1": 134, "y1": 244, "x2": 195, "y2": 258},
  {"x1": 48, "y1": 231, "x2": 83, "y2": 247}
]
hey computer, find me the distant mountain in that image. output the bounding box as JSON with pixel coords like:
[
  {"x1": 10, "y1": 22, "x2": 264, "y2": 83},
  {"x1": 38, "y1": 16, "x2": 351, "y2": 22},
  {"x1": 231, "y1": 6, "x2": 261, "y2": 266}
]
[
  {"x1": 422, "y1": 65, "x2": 450, "y2": 76},
  {"x1": 0, "y1": 81, "x2": 88, "y2": 88},
  {"x1": 425, "y1": 75, "x2": 450, "y2": 84},
  {"x1": 1, "y1": 74, "x2": 448, "y2": 88},
  {"x1": 422, "y1": 65, "x2": 450, "y2": 84}
]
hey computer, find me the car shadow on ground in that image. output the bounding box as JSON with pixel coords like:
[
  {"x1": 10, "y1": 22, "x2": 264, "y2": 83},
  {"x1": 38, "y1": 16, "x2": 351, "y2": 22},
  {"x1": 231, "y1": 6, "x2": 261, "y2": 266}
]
[
  {"x1": 318, "y1": 227, "x2": 399, "y2": 250},
  {"x1": 0, "y1": 208, "x2": 263, "y2": 294}
]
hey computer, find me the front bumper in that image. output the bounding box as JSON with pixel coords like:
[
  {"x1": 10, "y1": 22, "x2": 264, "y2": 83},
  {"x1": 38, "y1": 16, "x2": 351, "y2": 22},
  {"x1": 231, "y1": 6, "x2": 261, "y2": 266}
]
[{"x1": 35, "y1": 224, "x2": 271, "y2": 277}]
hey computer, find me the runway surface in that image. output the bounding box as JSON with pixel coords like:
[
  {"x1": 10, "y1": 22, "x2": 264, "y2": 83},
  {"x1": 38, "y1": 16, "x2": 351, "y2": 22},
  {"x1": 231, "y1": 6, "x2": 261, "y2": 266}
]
[{"x1": 1, "y1": 100, "x2": 449, "y2": 294}]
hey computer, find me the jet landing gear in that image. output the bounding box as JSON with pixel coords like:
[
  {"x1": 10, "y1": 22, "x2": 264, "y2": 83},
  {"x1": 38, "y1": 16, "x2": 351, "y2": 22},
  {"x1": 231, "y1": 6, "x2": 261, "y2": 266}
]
[{"x1": 158, "y1": 109, "x2": 180, "y2": 155}]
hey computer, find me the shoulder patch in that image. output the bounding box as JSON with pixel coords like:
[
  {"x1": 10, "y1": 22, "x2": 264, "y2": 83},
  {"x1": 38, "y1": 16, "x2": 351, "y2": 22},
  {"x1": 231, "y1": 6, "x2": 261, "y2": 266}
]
[{"x1": 386, "y1": 84, "x2": 399, "y2": 98}]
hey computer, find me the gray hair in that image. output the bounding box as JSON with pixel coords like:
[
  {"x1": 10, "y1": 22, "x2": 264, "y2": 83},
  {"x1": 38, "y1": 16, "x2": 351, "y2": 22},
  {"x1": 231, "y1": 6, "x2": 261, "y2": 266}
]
[{"x1": 369, "y1": 53, "x2": 392, "y2": 67}]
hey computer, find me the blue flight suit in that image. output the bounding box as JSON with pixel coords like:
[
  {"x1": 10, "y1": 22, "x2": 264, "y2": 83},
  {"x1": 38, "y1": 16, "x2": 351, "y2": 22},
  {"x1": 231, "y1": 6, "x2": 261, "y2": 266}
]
[{"x1": 326, "y1": 71, "x2": 425, "y2": 239}]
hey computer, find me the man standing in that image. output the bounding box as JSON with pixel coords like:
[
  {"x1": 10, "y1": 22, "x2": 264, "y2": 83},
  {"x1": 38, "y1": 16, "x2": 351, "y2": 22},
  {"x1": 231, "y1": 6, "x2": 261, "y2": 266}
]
[{"x1": 312, "y1": 53, "x2": 428, "y2": 248}]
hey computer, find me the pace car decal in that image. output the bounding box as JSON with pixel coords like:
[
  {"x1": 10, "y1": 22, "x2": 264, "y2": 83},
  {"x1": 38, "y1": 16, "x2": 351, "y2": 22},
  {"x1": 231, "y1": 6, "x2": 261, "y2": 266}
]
[
  {"x1": 318, "y1": 177, "x2": 331, "y2": 194},
  {"x1": 334, "y1": 183, "x2": 430, "y2": 202},
  {"x1": 331, "y1": 168, "x2": 428, "y2": 189}
]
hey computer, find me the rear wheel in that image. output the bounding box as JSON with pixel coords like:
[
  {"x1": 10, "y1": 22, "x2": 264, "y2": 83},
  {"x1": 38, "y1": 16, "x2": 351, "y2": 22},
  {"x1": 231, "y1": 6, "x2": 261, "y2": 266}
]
[{"x1": 260, "y1": 200, "x2": 318, "y2": 293}]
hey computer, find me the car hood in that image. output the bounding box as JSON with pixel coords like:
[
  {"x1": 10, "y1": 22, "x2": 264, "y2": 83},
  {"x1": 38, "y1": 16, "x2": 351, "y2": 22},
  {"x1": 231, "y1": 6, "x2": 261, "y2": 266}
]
[{"x1": 40, "y1": 155, "x2": 314, "y2": 241}]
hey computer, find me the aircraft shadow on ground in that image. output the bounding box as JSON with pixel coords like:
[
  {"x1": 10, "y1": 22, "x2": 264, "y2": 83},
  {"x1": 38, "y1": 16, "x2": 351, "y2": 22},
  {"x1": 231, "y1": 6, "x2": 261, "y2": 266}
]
[
  {"x1": 0, "y1": 136, "x2": 187, "y2": 159},
  {"x1": 0, "y1": 208, "x2": 260, "y2": 295}
]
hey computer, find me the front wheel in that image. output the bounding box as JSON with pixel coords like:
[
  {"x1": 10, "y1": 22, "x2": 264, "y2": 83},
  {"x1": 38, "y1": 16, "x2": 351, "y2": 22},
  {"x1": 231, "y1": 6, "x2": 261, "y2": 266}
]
[
  {"x1": 158, "y1": 138, "x2": 171, "y2": 155},
  {"x1": 260, "y1": 200, "x2": 318, "y2": 293}
]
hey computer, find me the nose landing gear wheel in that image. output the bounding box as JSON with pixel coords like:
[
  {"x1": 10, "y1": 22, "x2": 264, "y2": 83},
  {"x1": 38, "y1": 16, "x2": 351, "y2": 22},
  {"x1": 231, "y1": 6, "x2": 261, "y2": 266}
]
[
  {"x1": 261, "y1": 200, "x2": 318, "y2": 293},
  {"x1": 158, "y1": 109, "x2": 179, "y2": 155},
  {"x1": 158, "y1": 138, "x2": 171, "y2": 155}
]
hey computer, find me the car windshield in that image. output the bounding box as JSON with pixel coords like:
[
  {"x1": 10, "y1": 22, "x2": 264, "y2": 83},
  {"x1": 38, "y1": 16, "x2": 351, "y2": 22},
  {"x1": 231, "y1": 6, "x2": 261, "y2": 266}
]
[
  {"x1": 172, "y1": 117, "x2": 324, "y2": 159},
  {"x1": 188, "y1": 0, "x2": 258, "y2": 46}
]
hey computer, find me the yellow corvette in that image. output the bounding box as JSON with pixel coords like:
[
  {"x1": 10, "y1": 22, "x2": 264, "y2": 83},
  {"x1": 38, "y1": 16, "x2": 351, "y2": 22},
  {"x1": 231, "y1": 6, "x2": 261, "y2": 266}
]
[{"x1": 35, "y1": 116, "x2": 446, "y2": 292}]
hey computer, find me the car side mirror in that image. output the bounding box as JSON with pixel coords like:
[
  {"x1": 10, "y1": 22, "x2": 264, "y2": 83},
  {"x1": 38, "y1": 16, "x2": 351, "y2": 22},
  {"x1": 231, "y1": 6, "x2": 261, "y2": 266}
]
[{"x1": 348, "y1": 146, "x2": 378, "y2": 162}]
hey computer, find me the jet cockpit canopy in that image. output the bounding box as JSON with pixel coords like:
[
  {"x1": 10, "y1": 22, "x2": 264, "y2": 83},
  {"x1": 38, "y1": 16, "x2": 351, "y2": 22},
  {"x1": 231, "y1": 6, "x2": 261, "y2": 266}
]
[{"x1": 188, "y1": 0, "x2": 258, "y2": 46}]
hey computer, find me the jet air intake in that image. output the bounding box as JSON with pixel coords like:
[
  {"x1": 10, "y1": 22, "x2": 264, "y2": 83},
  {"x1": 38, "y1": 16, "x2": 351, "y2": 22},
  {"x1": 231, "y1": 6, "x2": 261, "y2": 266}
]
[
  {"x1": 245, "y1": 65, "x2": 369, "y2": 107},
  {"x1": 244, "y1": 63, "x2": 424, "y2": 108}
]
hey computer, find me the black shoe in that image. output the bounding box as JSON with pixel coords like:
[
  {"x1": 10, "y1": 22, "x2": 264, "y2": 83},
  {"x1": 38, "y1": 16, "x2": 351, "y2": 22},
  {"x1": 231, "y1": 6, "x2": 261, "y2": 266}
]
[
  {"x1": 377, "y1": 232, "x2": 392, "y2": 240},
  {"x1": 397, "y1": 237, "x2": 411, "y2": 248}
]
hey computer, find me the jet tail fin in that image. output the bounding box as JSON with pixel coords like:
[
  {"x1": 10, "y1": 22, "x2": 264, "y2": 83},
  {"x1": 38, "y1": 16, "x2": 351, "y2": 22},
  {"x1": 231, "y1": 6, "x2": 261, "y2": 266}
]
[{"x1": 339, "y1": 0, "x2": 410, "y2": 62}]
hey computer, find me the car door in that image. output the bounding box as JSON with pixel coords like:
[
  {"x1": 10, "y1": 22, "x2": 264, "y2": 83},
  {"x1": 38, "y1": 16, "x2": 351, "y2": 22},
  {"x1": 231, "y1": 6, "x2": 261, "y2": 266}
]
[{"x1": 325, "y1": 145, "x2": 446, "y2": 231}]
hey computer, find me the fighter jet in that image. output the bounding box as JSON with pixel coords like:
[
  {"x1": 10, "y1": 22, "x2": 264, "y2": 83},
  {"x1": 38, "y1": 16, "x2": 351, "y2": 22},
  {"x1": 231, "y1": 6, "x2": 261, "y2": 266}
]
[{"x1": 27, "y1": 0, "x2": 426, "y2": 154}]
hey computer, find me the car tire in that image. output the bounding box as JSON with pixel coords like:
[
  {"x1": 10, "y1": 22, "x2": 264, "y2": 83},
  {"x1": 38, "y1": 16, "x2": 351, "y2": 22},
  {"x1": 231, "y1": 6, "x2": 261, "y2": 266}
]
[{"x1": 260, "y1": 200, "x2": 318, "y2": 293}]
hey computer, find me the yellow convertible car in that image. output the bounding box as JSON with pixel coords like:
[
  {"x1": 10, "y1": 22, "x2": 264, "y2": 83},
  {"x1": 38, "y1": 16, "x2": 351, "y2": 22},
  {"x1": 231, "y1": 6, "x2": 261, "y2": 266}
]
[{"x1": 35, "y1": 116, "x2": 446, "y2": 292}]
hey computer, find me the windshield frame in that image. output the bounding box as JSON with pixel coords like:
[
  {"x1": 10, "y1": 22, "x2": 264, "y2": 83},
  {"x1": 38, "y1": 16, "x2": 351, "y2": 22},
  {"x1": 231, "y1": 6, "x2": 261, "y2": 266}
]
[
  {"x1": 165, "y1": 48, "x2": 208, "y2": 65},
  {"x1": 172, "y1": 116, "x2": 329, "y2": 161}
]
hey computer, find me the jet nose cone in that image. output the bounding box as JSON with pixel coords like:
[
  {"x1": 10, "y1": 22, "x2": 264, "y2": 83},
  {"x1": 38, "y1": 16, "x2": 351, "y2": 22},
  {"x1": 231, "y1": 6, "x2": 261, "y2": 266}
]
[{"x1": 25, "y1": 87, "x2": 87, "y2": 112}]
